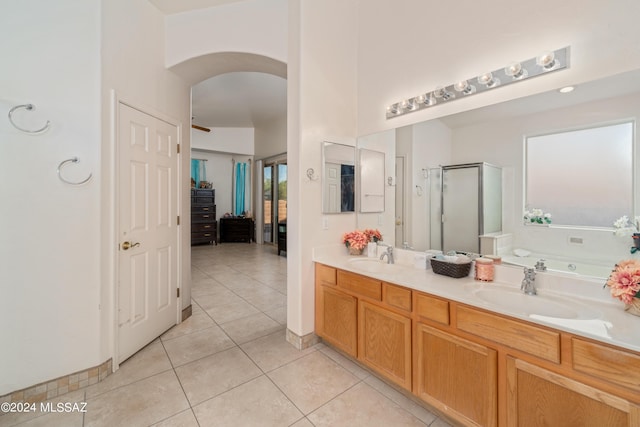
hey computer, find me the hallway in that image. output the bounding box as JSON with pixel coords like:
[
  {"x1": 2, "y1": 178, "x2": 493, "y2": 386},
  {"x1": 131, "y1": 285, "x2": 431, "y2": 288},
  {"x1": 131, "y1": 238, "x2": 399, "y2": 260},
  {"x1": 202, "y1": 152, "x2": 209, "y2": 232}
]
[{"x1": 3, "y1": 244, "x2": 451, "y2": 427}]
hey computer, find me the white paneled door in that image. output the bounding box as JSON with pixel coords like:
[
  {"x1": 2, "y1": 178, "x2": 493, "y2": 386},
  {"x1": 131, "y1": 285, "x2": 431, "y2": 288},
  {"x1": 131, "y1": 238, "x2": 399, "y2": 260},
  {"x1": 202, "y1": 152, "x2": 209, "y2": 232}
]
[{"x1": 117, "y1": 102, "x2": 179, "y2": 363}]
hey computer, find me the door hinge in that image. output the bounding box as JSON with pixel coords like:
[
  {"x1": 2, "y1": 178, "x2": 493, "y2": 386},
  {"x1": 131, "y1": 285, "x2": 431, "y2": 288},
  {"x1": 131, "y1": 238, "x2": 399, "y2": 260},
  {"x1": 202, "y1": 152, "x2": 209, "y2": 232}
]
[
  {"x1": 177, "y1": 288, "x2": 180, "y2": 298},
  {"x1": 177, "y1": 215, "x2": 180, "y2": 225},
  {"x1": 177, "y1": 143, "x2": 180, "y2": 154}
]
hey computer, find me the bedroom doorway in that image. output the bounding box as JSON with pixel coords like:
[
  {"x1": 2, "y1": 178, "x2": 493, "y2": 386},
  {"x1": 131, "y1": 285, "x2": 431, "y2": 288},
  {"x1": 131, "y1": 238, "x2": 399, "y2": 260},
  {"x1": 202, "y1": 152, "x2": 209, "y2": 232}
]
[{"x1": 263, "y1": 161, "x2": 287, "y2": 245}]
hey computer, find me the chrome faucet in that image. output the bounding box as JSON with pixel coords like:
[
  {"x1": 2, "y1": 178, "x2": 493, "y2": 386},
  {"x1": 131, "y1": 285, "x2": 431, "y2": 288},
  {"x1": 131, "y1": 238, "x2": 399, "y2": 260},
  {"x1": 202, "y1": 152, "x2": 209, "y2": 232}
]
[
  {"x1": 535, "y1": 259, "x2": 547, "y2": 272},
  {"x1": 380, "y1": 245, "x2": 394, "y2": 264},
  {"x1": 521, "y1": 267, "x2": 537, "y2": 295}
]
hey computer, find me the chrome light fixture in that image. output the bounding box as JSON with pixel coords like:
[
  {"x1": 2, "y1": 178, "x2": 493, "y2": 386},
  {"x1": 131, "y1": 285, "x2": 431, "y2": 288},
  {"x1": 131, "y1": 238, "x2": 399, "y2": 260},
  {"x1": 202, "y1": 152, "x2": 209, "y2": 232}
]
[{"x1": 386, "y1": 46, "x2": 570, "y2": 119}]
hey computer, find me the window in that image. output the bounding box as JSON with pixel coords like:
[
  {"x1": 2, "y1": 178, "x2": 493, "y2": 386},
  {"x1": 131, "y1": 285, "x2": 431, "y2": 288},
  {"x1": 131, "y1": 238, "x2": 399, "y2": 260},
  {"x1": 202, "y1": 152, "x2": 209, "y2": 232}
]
[{"x1": 525, "y1": 121, "x2": 634, "y2": 228}]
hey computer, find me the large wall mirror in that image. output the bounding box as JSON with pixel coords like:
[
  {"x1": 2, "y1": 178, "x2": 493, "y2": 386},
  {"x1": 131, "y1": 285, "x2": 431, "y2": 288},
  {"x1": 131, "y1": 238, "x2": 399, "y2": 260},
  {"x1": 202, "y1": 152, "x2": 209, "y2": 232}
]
[
  {"x1": 356, "y1": 68, "x2": 640, "y2": 279},
  {"x1": 322, "y1": 141, "x2": 355, "y2": 213}
]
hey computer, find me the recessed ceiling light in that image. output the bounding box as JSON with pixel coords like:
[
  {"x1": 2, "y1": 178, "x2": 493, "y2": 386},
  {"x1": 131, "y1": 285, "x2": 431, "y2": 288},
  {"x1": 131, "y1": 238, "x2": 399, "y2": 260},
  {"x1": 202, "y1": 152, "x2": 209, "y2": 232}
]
[{"x1": 559, "y1": 86, "x2": 575, "y2": 93}]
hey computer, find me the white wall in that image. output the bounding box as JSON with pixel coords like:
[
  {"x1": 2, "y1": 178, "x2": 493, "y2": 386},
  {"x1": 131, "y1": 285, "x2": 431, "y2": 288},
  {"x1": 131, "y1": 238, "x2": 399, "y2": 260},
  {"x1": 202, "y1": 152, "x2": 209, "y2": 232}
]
[
  {"x1": 255, "y1": 116, "x2": 287, "y2": 160},
  {"x1": 164, "y1": 0, "x2": 288, "y2": 69},
  {"x1": 356, "y1": 0, "x2": 640, "y2": 136},
  {"x1": 287, "y1": 0, "x2": 358, "y2": 339},
  {"x1": 0, "y1": 0, "x2": 102, "y2": 395},
  {"x1": 191, "y1": 127, "x2": 255, "y2": 155},
  {"x1": 450, "y1": 91, "x2": 640, "y2": 266}
]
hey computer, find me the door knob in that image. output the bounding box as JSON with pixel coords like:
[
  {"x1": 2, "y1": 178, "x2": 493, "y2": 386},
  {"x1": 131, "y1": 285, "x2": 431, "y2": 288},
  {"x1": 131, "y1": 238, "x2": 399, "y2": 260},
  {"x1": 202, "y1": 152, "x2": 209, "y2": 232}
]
[{"x1": 121, "y1": 241, "x2": 140, "y2": 250}]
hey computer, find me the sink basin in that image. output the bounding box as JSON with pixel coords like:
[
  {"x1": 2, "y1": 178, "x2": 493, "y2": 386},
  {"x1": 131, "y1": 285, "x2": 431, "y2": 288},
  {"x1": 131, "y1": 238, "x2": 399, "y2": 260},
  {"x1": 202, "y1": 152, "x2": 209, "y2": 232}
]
[
  {"x1": 348, "y1": 258, "x2": 400, "y2": 274},
  {"x1": 467, "y1": 286, "x2": 600, "y2": 320}
]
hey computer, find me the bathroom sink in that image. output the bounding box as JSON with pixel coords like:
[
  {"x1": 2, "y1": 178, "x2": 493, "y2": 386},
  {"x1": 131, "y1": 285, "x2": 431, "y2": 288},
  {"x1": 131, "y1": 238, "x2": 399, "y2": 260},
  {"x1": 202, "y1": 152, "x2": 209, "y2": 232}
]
[
  {"x1": 347, "y1": 258, "x2": 401, "y2": 274},
  {"x1": 467, "y1": 286, "x2": 600, "y2": 320}
]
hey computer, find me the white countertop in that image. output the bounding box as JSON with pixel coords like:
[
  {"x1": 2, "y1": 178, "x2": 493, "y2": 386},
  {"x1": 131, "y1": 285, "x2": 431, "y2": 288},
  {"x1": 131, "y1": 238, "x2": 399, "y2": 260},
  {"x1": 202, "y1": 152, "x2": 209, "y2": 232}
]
[{"x1": 313, "y1": 245, "x2": 640, "y2": 353}]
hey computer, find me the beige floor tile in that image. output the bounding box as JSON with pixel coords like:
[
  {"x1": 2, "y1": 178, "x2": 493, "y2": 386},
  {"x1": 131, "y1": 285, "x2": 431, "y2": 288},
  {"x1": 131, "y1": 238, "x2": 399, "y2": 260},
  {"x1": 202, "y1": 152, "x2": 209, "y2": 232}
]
[
  {"x1": 263, "y1": 305, "x2": 287, "y2": 325},
  {"x1": 268, "y1": 351, "x2": 360, "y2": 414},
  {"x1": 290, "y1": 418, "x2": 315, "y2": 427},
  {"x1": 160, "y1": 313, "x2": 216, "y2": 341},
  {"x1": 192, "y1": 289, "x2": 243, "y2": 311},
  {"x1": 86, "y1": 341, "x2": 172, "y2": 398},
  {"x1": 175, "y1": 347, "x2": 262, "y2": 405},
  {"x1": 0, "y1": 390, "x2": 86, "y2": 427},
  {"x1": 11, "y1": 410, "x2": 83, "y2": 427},
  {"x1": 84, "y1": 371, "x2": 189, "y2": 427},
  {"x1": 205, "y1": 300, "x2": 260, "y2": 324},
  {"x1": 192, "y1": 376, "x2": 302, "y2": 427},
  {"x1": 240, "y1": 288, "x2": 286, "y2": 312},
  {"x1": 240, "y1": 330, "x2": 317, "y2": 372},
  {"x1": 219, "y1": 312, "x2": 283, "y2": 344},
  {"x1": 162, "y1": 326, "x2": 235, "y2": 367},
  {"x1": 150, "y1": 409, "x2": 199, "y2": 426},
  {"x1": 364, "y1": 375, "x2": 438, "y2": 425},
  {"x1": 430, "y1": 417, "x2": 453, "y2": 427},
  {"x1": 307, "y1": 382, "x2": 426, "y2": 427},
  {"x1": 319, "y1": 345, "x2": 371, "y2": 380},
  {"x1": 190, "y1": 282, "x2": 228, "y2": 298}
]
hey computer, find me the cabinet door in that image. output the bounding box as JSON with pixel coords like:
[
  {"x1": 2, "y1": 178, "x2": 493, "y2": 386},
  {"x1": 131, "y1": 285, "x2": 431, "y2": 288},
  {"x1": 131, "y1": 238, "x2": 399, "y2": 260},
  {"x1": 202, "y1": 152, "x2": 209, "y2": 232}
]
[
  {"x1": 506, "y1": 357, "x2": 640, "y2": 427},
  {"x1": 415, "y1": 323, "x2": 497, "y2": 427},
  {"x1": 358, "y1": 301, "x2": 412, "y2": 390},
  {"x1": 315, "y1": 285, "x2": 357, "y2": 357}
]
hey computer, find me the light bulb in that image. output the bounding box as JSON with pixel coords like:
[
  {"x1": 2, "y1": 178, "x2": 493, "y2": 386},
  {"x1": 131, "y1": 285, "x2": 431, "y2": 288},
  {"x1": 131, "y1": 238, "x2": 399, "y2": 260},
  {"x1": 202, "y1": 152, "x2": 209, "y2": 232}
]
[
  {"x1": 387, "y1": 103, "x2": 401, "y2": 115},
  {"x1": 416, "y1": 93, "x2": 436, "y2": 106},
  {"x1": 477, "y1": 72, "x2": 500, "y2": 88},
  {"x1": 453, "y1": 80, "x2": 476, "y2": 95},
  {"x1": 505, "y1": 62, "x2": 527, "y2": 79},
  {"x1": 537, "y1": 51, "x2": 557, "y2": 70},
  {"x1": 434, "y1": 86, "x2": 454, "y2": 100},
  {"x1": 402, "y1": 98, "x2": 417, "y2": 111}
]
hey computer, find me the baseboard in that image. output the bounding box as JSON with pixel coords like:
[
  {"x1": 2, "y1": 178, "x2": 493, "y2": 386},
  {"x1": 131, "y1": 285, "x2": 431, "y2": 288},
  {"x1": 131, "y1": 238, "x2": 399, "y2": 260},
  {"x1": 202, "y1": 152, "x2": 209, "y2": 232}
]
[
  {"x1": 285, "y1": 329, "x2": 319, "y2": 350},
  {"x1": 182, "y1": 304, "x2": 192, "y2": 322}
]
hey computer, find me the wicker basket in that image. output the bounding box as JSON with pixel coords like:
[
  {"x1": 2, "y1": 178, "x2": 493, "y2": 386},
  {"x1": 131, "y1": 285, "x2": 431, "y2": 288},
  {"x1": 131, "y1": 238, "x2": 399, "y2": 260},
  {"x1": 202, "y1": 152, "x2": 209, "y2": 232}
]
[{"x1": 430, "y1": 258, "x2": 472, "y2": 278}]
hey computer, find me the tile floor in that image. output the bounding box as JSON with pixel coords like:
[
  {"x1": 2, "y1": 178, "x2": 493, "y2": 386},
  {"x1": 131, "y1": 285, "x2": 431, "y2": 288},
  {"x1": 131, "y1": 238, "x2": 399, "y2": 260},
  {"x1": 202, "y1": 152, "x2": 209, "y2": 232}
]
[{"x1": 3, "y1": 243, "x2": 453, "y2": 427}]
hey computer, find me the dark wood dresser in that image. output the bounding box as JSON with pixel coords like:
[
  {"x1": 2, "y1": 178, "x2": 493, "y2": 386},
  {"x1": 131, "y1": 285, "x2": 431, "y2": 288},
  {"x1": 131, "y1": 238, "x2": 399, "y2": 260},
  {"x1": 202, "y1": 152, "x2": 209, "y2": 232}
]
[
  {"x1": 219, "y1": 217, "x2": 254, "y2": 243},
  {"x1": 191, "y1": 189, "x2": 217, "y2": 245},
  {"x1": 278, "y1": 221, "x2": 286, "y2": 255}
]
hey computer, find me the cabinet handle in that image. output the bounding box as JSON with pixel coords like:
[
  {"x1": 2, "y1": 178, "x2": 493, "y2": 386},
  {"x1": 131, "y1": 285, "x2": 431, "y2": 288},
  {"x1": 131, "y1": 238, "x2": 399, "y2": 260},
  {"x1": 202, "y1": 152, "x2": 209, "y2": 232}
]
[
  {"x1": 203, "y1": 225, "x2": 211, "y2": 229},
  {"x1": 204, "y1": 233, "x2": 211, "y2": 237},
  {"x1": 202, "y1": 215, "x2": 209, "y2": 218},
  {"x1": 202, "y1": 207, "x2": 209, "y2": 211}
]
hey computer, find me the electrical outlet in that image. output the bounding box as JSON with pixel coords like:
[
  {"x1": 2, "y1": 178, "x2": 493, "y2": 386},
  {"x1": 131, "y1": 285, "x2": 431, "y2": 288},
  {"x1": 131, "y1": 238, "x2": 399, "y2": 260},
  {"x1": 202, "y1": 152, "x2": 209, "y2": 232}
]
[
  {"x1": 568, "y1": 236, "x2": 583, "y2": 245},
  {"x1": 322, "y1": 217, "x2": 329, "y2": 230}
]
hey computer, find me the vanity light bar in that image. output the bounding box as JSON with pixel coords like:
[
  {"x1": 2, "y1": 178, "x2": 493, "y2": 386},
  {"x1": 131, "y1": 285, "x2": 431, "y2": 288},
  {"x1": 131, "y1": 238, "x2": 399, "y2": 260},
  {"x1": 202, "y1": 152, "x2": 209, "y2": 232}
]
[{"x1": 385, "y1": 46, "x2": 570, "y2": 119}]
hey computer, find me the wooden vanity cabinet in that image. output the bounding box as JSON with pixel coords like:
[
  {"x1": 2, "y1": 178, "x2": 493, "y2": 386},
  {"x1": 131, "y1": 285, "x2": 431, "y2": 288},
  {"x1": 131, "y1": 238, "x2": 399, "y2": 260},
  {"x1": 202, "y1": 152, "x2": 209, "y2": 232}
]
[
  {"x1": 506, "y1": 357, "x2": 640, "y2": 427},
  {"x1": 314, "y1": 264, "x2": 357, "y2": 357},
  {"x1": 314, "y1": 263, "x2": 640, "y2": 427},
  {"x1": 415, "y1": 323, "x2": 498, "y2": 427},
  {"x1": 358, "y1": 300, "x2": 412, "y2": 390}
]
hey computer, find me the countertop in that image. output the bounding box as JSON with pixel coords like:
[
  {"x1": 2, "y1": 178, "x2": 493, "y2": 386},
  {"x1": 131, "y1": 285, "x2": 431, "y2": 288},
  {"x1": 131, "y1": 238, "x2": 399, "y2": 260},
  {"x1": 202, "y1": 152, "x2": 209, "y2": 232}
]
[{"x1": 313, "y1": 245, "x2": 640, "y2": 353}]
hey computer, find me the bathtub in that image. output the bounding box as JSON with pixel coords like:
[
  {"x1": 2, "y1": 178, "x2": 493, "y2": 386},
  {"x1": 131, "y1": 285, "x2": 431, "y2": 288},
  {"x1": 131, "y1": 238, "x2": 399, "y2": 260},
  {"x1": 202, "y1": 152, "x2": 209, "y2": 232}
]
[{"x1": 502, "y1": 255, "x2": 613, "y2": 280}]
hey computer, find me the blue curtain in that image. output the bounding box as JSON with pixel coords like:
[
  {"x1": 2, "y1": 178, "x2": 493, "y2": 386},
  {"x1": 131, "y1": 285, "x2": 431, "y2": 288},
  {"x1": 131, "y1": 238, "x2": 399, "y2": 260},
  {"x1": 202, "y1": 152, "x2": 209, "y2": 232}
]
[
  {"x1": 235, "y1": 162, "x2": 246, "y2": 215},
  {"x1": 191, "y1": 159, "x2": 206, "y2": 188}
]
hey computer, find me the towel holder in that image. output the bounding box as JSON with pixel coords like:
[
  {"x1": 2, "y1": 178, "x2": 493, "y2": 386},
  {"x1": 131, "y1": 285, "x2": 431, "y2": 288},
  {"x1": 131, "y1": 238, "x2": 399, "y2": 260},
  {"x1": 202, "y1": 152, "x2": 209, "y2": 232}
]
[
  {"x1": 8, "y1": 103, "x2": 51, "y2": 134},
  {"x1": 57, "y1": 157, "x2": 92, "y2": 185}
]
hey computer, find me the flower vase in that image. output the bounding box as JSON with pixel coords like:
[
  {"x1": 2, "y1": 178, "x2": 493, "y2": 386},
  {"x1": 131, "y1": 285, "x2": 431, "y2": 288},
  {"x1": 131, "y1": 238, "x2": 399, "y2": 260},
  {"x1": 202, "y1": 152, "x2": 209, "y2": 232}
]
[
  {"x1": 348, "y1": 246, "x2": 363, "y2": 255},
  {"x1": 625, "y1": 298, "x2": 640, "y2": 316}
]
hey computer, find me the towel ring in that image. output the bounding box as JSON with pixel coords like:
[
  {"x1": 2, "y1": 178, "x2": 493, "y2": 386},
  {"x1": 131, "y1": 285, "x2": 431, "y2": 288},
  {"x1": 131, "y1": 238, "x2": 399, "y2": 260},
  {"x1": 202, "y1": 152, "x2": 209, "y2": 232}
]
[
  {"x1": 8, "y1": 104, "x2": 51, "y2": 134},
  {"x1": 57, "y1": 157, "x2": 92, "y2": 185}
]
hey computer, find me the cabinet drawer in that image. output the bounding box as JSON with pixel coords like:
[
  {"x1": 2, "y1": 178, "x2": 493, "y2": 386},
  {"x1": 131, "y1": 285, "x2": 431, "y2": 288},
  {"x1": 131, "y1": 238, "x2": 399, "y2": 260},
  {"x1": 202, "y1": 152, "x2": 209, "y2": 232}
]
[
  {"x1": 192, "y1": 213, "x2": 216, "y2": 223},
  {"x1": 337, "y1": 270, "x2": 382, "y2": 301},
  {"x1": 192, "y1": 205, "x2": 215, "y2": 214},
  {"x1": 572, "y1": 337, "x2": 640, "y2": 393},
  {"x1": 315, "y1": 264, "x2": 336, "y2": 287},
  {"x1": 192, "y1": 223, "x2": 216, "y2": 233},
  {"x1": 457, "y1": 306, "x2": 560, "y2": 363},
  {"x1": 414, "y1": 292, "x2": 449, "y2": 325},
  {"x1": 383, "y1": 283, "x2": 411, "y2": 312}
]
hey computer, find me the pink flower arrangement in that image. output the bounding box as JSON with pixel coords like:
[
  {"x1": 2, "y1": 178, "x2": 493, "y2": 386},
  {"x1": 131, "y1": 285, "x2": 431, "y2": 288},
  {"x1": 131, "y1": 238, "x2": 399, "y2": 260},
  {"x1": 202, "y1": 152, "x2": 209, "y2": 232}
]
[
  {"x1": 342, "y1": 230, "x2": 369, "y2": 251},
  {"x1": 606, "y1": 260, "x2": 640, "y2": 304},
  {"x1": 363, "y1": 229, "x2": 382, "y2": 243}
]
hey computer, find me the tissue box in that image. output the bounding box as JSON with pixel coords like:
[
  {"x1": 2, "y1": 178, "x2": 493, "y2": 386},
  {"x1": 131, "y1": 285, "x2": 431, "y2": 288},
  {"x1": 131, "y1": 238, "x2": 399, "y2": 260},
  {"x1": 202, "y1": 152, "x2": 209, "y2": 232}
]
[{"x1": 430, "y1": 258, "x2": 472, "y2": 278}]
